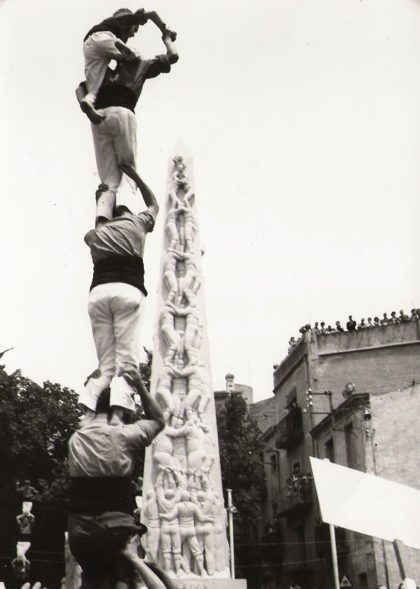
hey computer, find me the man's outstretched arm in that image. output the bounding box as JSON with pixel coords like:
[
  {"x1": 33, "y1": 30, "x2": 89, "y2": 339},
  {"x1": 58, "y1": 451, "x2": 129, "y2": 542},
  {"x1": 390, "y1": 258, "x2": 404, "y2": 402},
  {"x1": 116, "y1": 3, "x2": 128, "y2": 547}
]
[
  {"x1": 123, "y1": 370, "x2": 165, "y2": 430},
  {"x1": 143, "y1": 11, "x2": 177, "y2": 41},
  {"x1": 122, "y1": 536, "x2": 167, "y2": 589},
  {"x1": 119, "y1": 167, "x2": 159, "y2": 218}
]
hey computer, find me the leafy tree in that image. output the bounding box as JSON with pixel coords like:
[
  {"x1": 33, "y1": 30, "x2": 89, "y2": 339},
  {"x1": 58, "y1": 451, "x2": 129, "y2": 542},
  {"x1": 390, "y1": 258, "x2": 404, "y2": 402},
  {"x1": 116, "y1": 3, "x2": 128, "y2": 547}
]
[
  {"x1": 216, "y1": 393, "x2": 266, "y2": 586},
  {"x1": 216, "y1": 393, "x2": 266, "y2": 522},
  {"x1": 0, "y1": 365, "x2": 81, "y2": 587},
  {"x1": 139, "y1": 347, "x2": 153, "y2": 392}
]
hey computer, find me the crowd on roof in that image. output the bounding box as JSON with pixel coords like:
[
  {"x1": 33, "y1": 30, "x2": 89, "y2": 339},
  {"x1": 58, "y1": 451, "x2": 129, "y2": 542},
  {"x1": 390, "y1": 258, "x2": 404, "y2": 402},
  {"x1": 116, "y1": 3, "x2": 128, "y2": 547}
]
[{"x1": 288, "y1": 308, "x2": 420, "y2": 353}]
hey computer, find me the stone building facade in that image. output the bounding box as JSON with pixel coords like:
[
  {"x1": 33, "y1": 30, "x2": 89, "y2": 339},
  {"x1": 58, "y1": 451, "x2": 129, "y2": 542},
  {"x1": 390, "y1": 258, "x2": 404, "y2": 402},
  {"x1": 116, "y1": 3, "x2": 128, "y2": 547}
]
[{"x1": 259, "y1": 321, "x2": 420, "y2": 589}]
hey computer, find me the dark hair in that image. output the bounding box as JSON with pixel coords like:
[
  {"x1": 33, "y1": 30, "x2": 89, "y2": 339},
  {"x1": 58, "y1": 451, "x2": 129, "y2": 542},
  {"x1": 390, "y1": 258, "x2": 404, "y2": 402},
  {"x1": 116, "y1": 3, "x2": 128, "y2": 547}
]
[{"x1": 113, "y1": 8, "x2": 133, "y2": 16}]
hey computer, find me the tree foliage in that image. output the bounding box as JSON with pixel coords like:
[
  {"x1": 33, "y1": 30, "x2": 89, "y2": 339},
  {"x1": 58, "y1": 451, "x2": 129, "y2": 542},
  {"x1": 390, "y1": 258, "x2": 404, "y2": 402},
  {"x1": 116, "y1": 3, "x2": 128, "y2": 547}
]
[
  {"x1": 216, "y1": 393, "x2": 266, "y2": 523},
  {"x1": 0, "y1": 365, "x2": 81, "y2": 586}
]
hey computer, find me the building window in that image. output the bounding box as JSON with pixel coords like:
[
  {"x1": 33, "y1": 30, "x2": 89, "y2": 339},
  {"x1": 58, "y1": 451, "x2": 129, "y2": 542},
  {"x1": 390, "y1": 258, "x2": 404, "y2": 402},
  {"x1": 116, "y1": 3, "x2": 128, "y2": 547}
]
[
  {"x1": 272, "y1": 501, "x2": 278, "y2": 515},
  {"x1": 270, "y1": 454, "x2": 277, "y2": 473},
  {"x1": 345, "y1": 423, "x2": 356, "y2": 469},
  {"x1": 359, "y1": 572, "x2": 368, "y2": 589},
  {"x1": 286, "y1": 387, "x2": 297, "y2": 407},
  {"x1": 325, "y1": 438, "x2": 335, "y2": 463}
]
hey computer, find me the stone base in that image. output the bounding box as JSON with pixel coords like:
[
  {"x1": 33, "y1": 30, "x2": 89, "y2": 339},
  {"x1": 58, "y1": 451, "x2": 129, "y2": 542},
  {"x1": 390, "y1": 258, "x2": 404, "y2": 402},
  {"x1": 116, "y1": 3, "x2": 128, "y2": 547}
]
[{"x1": 171, "y1": 578, "x2": 247, "y2": 589}]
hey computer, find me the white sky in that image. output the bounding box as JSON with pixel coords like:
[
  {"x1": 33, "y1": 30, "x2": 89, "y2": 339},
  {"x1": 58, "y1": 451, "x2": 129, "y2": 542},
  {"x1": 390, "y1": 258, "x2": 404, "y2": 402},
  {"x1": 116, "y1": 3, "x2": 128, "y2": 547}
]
[{"x1": 0, "y1": 0, "x2": 419, "y2": 402}]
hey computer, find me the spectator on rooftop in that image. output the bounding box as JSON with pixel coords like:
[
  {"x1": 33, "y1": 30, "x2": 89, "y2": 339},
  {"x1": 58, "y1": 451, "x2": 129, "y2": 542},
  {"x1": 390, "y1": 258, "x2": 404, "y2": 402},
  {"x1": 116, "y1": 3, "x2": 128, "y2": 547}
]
[
  {"x1": 367, "y1": 317, "x2": 374, "y2": 328},
  {"x1": 374, "y1": 317, "x2": 380, "y2": 326},
  {"x1": 381, "y1": 313, "x2": 389, "y2": 325},
  {"x1": 399, "y1": 309, "x2": 410, "y2": 322},
  {"x1": 390, "y1": 311, "x2": 399, "y2": 324},
  {"x1": 346, "y1": 316, "x2": 357, "y2": 332},
  {"x1": 358, "y1": 318, "x2": 366, "y2": 329}
]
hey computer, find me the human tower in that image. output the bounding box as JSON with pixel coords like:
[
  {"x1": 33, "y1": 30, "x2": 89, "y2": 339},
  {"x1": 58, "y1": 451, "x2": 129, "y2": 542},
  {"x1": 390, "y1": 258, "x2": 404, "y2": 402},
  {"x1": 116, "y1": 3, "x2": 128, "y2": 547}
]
[{"x1": 64, "y1": 7, "x2": 230, "y2": 588}]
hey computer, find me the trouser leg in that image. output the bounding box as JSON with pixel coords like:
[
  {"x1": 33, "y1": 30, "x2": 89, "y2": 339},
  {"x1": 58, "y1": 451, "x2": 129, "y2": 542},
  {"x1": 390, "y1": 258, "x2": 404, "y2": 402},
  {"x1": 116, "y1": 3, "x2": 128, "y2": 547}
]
[
  {"x1": 91, "y1": 113, "x2": 123, "y2": 220},
  {"x1": 109, "y1": 284, "x2": 143, "y2": 412},
  {"x1": 80, "y1": 286, "x2": 116, "y2": 411}
]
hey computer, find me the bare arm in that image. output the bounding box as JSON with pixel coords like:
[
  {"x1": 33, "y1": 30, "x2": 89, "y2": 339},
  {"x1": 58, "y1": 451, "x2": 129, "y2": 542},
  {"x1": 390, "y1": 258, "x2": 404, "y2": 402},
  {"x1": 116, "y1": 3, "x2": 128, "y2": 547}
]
[
  {"x1": 144, "y1": 11, "x2": 177, "y2": 41},
  {"x1": 165, "y1": 301, "x2": 189, "y2": 316},
  {"x1": 142, "y1": 561, "x2": 177, "y2": 589},
  {"x1": 75, "y1": 81, "x2": 87, "y2": 105},
  {"x1": 122, "y1": 536, "x2": 166, "y2": 589},
  {"x1": 162, "y1": 32, "x2": 179, "y2": 65},
  {"x1": 119, "y1": 167, "x2": 159, "y2": 218},
  {"x1": 124, "y1": 371, "x2": 165, "y2": 430}
]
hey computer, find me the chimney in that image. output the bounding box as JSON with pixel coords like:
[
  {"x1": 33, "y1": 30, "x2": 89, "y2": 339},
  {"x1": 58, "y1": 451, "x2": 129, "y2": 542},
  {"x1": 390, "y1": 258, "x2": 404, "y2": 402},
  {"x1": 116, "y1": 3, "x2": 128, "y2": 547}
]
[{"x1": 225, "y1": 373, "x2": 235, "y2": 392}]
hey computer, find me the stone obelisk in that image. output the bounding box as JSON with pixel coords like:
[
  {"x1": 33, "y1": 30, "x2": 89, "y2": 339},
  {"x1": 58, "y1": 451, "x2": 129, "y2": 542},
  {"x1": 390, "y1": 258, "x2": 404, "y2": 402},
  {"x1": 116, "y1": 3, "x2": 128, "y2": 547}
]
[{"x1": 142, "y1": 154, "x2": 245, "y2": 589}]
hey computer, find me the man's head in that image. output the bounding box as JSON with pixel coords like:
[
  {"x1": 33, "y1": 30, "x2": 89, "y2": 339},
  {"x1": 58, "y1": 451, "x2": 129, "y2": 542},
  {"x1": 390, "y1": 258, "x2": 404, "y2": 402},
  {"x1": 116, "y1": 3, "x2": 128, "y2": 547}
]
[{"x1": 113, "y1": 9, "x2": 139, "y2": 41}]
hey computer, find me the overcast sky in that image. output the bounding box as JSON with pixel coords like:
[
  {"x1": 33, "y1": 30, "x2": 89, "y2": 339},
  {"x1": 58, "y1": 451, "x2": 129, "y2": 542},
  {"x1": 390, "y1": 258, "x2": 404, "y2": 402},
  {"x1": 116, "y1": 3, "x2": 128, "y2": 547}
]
[{"x1": 0, "y1": 0, "x2": 419, "y2": 402}]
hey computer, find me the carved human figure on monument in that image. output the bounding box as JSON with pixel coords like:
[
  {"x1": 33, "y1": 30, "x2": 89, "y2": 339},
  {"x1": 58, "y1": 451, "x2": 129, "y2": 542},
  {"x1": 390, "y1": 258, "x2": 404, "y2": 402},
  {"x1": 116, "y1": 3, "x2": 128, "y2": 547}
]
[
  {"x1": 155, "y1": 364, "x2": 184, "y2": 424},
  {"x1": 161, "y1": 490, "x2": 212, "y2": 576},
  {"x1": 168, "y1": 249, "x2": 201, "y2": 305},
  {"x1": 76, "y1": 24, "x2": 178, "y2": 224},
  {"x1": 156, "y1": 469, "x2": 183, "y2": 575},
  {"x1": 165, "y1": 191, "x2": 183, "y2": 249},
  {"x1": 163, "y1": 250, "x2": 180, "y2": 304},
  {"x1": 159, "y1": 305, "x2": 183, "y2": 364},
  {"x1": 195, "y1": 488, "x2": 216, "y2": 576},
  {"x1": 142, "y1": 489, "x2": 161, "y2": 563},
  {"x1": 166, "y1": 301, "x2": 203, "y2": 365},
  {"x1": 162, "y1": 415, "x2": 208, "y2": 478},
  {"x1": 168, "y1": 361, "x2": 210, "y2": 421},
  {"x1": 152, "y1": 425, "x2": 189, "y2": 471},
  {"x1": 177, "y1": 189, "x2": 196, "y2": 253}
]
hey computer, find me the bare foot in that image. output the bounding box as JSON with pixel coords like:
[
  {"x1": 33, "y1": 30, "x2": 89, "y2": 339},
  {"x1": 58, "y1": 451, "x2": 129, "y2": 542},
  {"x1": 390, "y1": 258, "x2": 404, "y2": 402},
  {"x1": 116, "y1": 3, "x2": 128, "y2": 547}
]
[{"x1": 80, "y1": 99, "x2": 105, "y2": 125}]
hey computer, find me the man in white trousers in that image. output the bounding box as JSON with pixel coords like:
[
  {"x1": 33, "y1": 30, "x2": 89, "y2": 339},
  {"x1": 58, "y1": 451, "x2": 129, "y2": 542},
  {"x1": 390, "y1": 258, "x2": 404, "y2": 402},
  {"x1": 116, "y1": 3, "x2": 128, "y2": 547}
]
[
  {"x1": 76, "y1": 27, "x2": 178, "y2": 225},
  {"x1": 79, "y1": 175, "x2": 158, "y2": 424}
]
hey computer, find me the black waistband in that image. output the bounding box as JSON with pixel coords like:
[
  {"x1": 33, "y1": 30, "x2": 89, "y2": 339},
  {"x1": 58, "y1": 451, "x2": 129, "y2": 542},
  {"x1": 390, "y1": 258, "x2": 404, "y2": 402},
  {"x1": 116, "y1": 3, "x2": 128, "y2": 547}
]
[
  {"x1": 95, "y1": 86, "x2": 137, "y2": 113},
  {"x1": 69, "y1": 477, "x2": 134, "y2": 514},
  {"x1": 90, "y1": 255, "x2": 147, "y2": 295}
]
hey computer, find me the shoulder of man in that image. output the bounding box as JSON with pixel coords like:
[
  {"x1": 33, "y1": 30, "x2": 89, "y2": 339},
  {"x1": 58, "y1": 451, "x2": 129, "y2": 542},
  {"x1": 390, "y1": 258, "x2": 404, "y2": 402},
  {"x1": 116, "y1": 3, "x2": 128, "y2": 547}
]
[
  {"x1": 123, "y1": 418, "x2": 163, "y2": 447},
  {"x1": 144, "y1": 54, "x2": 172, "y2": 79}
]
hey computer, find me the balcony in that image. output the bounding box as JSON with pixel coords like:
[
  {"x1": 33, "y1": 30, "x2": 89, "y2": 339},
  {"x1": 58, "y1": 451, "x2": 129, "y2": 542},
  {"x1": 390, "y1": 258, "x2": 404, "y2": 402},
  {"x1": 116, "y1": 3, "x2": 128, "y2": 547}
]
[
  {"x1": 275, "y1": 404, "x2": 304, "y2": 449},
  {"x1": 279, "y1": 474, "x2": 313, "y2": 517}
]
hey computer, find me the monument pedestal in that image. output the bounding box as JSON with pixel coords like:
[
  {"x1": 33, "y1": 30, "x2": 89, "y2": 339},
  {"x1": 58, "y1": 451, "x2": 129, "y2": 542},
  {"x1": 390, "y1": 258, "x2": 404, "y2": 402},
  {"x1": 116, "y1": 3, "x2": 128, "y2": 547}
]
[{"x1": 172, "y1": 579, "x2": 247, "y2": 589}]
